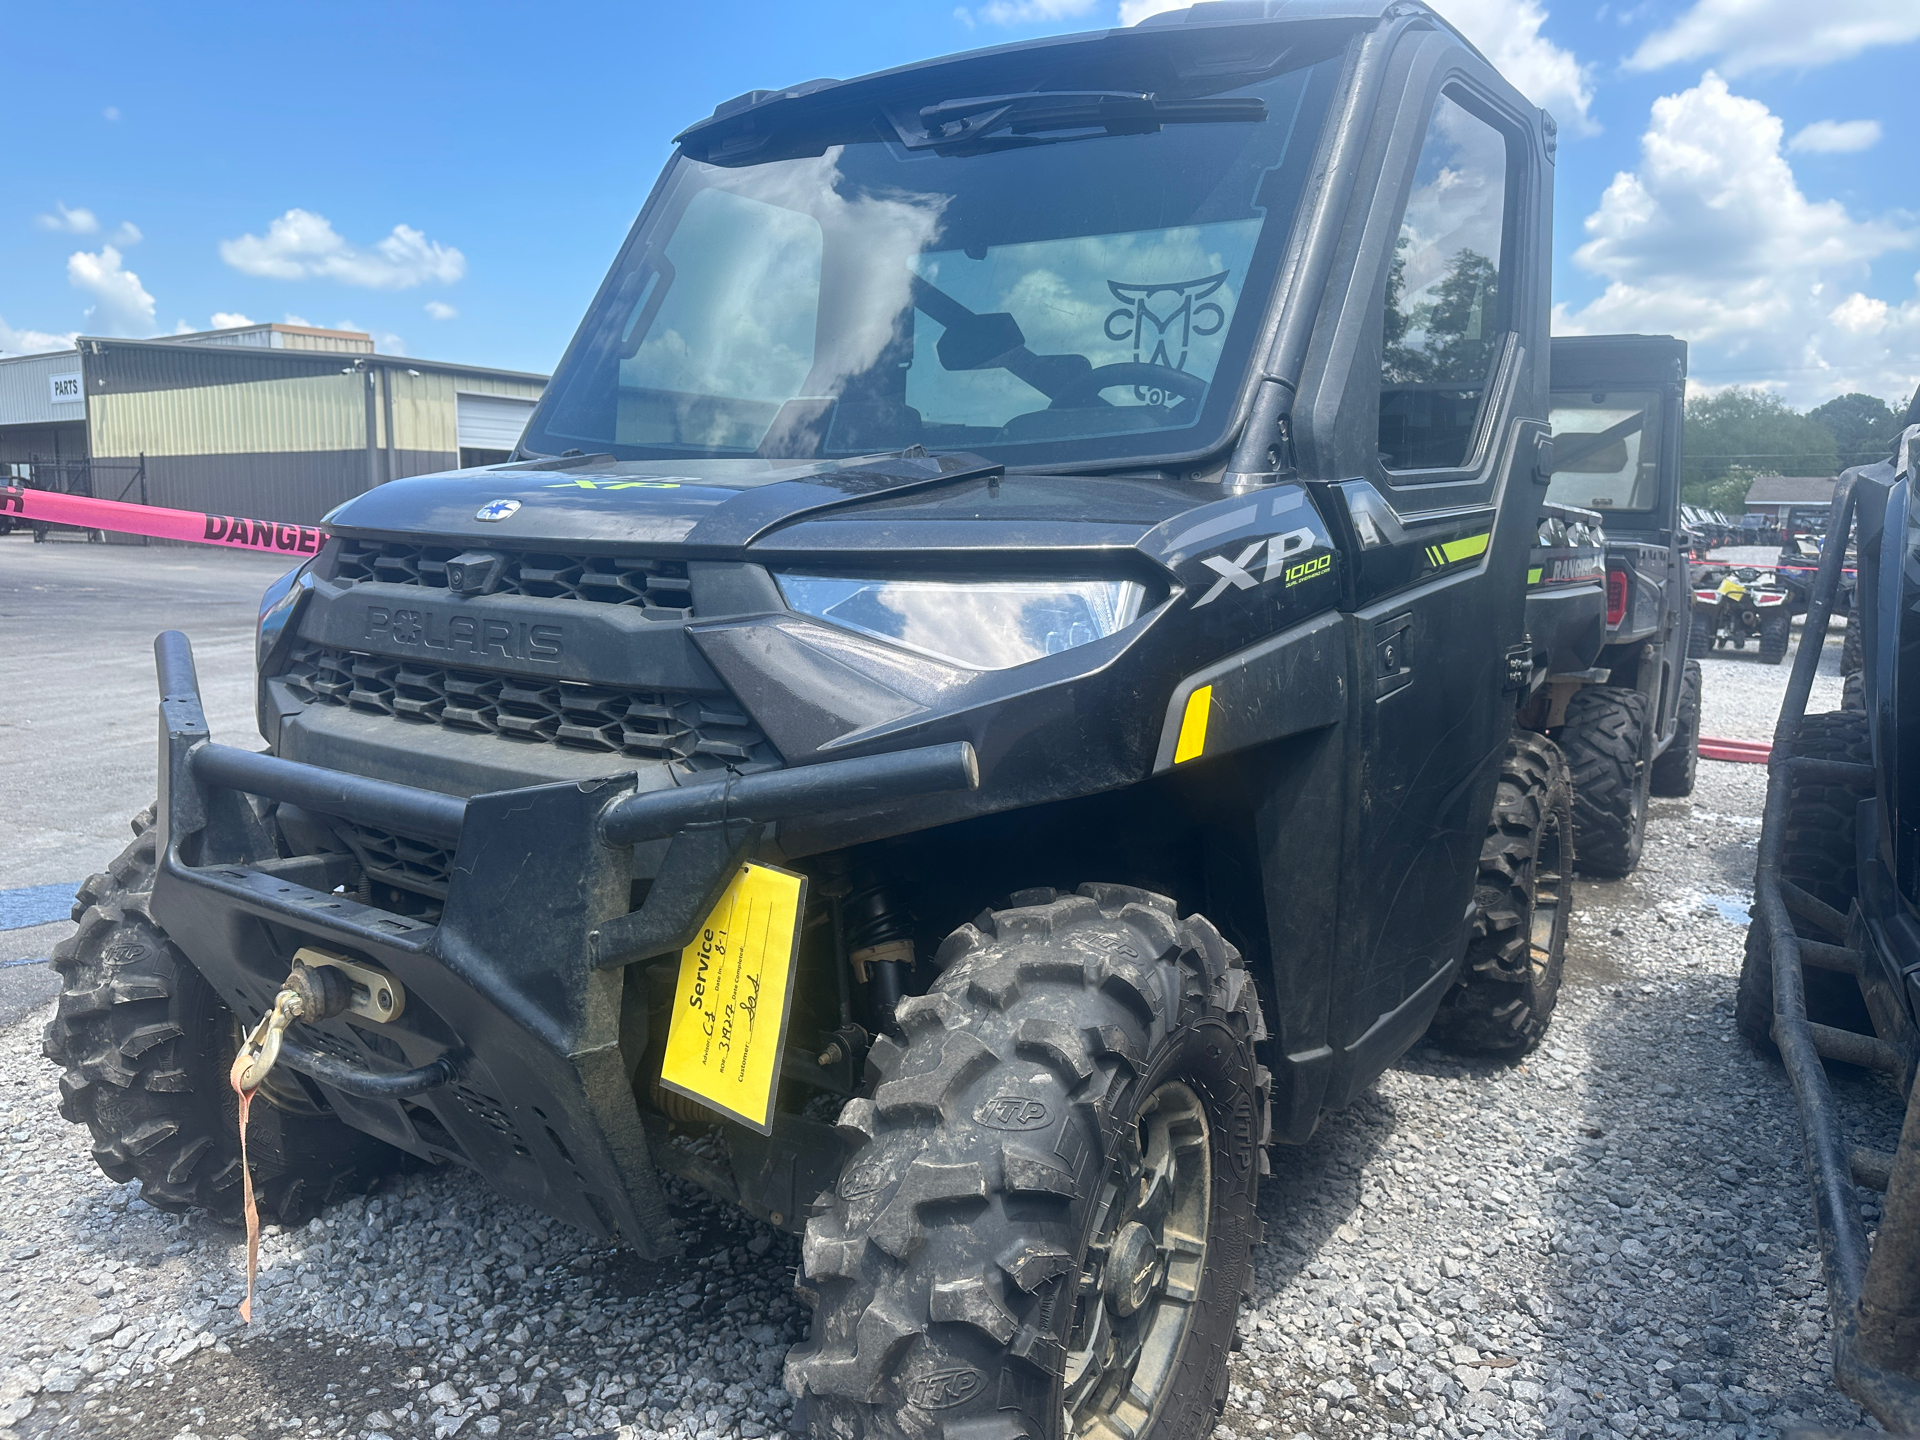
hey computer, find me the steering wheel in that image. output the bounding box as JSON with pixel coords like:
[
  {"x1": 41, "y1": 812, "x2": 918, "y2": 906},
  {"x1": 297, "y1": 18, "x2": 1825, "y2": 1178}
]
[{"x1": 1049, "y1": 363, "x2": 1208, "y2": 410}]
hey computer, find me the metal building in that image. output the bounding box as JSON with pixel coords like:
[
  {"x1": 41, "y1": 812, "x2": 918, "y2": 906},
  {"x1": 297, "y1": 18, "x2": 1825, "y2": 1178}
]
[{"x1": 0, "y1": 323, "x2": 546, "y2": 527}]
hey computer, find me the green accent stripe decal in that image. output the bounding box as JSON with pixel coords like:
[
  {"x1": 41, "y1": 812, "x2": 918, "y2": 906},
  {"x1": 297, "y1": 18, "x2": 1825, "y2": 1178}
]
[
  {"x1": 1424, "y1": 530, "x2": 1492, "y2": 568},
  {"x1": 1528, "y1": 566, "x2": 1544, "y2": 584}
]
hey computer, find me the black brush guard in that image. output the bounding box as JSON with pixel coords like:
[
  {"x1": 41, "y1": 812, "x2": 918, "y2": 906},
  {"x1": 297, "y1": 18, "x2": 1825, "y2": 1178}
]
[
  {"x1": 1754, "y1": 476, "x2": 1920, "y2": 1428},
  {"x1": 148, "y1": 629, "x2": 977, "y2": 1255}
]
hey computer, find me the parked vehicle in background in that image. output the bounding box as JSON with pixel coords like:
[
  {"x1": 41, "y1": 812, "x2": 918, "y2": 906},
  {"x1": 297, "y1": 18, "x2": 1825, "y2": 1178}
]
[
  {"x1": 1689, "y1": 565, "x2": 1793, "y2": 663},
  {"x1": 1741, "y1": 408, "x2": 1920, "y2": 1432},
  {"x1": 1541, "y1": 334, "x2": 1699, "y2": 876}
]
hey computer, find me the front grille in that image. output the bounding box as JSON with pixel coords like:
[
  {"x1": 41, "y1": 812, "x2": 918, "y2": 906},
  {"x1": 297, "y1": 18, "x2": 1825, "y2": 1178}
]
[
  {"x1": 330, "y1": 538, "x2": 693, "y2": 615},
  {"x1": 329, "y1": 819, "x2": 456, "y2": 902},
  {"x1": 280, "y1": 642, "x2": 771, "y2": 769}
]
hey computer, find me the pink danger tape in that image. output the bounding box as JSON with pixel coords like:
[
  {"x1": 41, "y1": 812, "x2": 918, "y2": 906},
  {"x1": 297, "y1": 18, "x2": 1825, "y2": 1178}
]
[{"x1": 2, "y1": 485, "x2": 326, "y2": 557}]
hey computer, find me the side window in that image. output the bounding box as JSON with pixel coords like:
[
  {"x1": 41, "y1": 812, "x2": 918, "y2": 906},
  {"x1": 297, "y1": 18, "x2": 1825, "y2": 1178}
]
[{"x1": 1378, "y1": 89, "x2": 1513, "y2": 472}]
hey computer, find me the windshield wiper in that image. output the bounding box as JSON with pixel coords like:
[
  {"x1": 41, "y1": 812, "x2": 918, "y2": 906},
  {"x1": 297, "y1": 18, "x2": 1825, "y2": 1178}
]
[{"x1": 891, "y1": 91, "x2": 1266, "y2": 150}]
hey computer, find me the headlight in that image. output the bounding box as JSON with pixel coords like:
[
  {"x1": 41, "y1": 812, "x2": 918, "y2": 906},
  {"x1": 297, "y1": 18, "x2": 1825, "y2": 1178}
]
[
  {"x1": 775, "y1": 575, "x2": 1146, "y2": 671},
  {"x1": 256, "y1": 562, "x2": 313, "y2": 670}
]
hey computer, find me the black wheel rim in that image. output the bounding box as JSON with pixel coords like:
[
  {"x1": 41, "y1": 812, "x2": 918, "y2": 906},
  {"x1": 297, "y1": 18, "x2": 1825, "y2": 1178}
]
[{"x1": 1063, "y1": 1080, "x2": 1211, "y2": 1440}]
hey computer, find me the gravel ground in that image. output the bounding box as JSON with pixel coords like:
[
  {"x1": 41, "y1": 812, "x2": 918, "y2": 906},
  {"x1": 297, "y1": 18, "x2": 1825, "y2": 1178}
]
[{"x1": 0, "y1": 587, "x2": 1900, "y2": 1440}]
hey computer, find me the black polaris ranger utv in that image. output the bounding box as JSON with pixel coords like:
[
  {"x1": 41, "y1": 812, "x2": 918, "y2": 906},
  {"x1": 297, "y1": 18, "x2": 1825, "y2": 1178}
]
[
  {"x1": 45, "y1": 6, "x2": 1577, "y2": 1436},
  {"x1": 1740, "y1": 408, "x2": 1920, "y2": 1430},
  {"x1": 1543, "y1": 333, "x2": 1698, "y2": 876}
]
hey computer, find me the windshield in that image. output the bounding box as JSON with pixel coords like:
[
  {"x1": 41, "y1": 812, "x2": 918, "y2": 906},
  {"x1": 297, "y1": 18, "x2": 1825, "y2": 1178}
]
[
  {"x1": 1546, "y1": 390, "x2": 1666, "y2": 513},
  {"x1": 525, "y1": 55, "x2": 1341, "y2": 469}
]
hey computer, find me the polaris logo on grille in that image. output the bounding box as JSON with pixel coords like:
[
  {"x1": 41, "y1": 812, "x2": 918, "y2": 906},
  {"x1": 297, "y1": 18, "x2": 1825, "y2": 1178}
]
[{"x1": 363, "y1": 605, "x2": 564, "y2": 662}]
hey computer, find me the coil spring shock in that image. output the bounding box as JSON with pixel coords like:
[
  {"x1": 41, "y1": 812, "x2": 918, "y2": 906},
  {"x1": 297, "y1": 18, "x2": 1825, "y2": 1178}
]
[{"x1": 844, "y1": 871, "x2": 913, "y2": 1032}]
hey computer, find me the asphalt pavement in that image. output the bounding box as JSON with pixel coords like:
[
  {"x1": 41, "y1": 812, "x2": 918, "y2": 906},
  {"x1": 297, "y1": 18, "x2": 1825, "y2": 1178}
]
[{"x1": 0, "y1": 536, "x2": 289, "y2": 1022}]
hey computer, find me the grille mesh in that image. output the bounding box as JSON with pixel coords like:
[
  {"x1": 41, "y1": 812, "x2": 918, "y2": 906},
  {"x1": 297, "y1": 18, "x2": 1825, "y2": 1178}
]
[
  {"x1": 280, "y1": 642, "x2": 770, "y2": 769},
  {"x1": 330, "y1": 538, "x2": 693, "y2": 615}
]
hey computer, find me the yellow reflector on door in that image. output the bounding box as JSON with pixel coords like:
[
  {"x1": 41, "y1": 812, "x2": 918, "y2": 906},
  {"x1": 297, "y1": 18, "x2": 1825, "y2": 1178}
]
[
  {"x1": 659, "y1": 862, "x2": 806, "y2": 1134},
  {"x1": 1174, "y1": 684, "x2": 1213, "y2": 764}
]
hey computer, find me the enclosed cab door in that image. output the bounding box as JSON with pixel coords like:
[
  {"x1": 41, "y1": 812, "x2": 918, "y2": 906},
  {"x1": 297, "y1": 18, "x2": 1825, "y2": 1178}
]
[{"x1": 1281, "y1": 21, "x2": 1554, "y2": 1107}]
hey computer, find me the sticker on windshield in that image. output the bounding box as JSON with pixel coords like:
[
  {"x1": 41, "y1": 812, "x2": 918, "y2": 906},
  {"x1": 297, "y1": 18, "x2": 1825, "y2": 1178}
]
[{"x1": 1104, "y1": 273, "x2": 1228, "y2": 373}]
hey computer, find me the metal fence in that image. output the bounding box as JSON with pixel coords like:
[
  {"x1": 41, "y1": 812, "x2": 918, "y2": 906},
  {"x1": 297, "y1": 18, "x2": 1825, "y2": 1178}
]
[{"x1": 0, "y1": 456, "x2": 146, "y2": 542}]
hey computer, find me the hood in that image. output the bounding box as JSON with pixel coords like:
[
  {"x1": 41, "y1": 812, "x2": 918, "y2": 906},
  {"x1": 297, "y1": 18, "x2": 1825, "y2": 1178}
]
[
  {"x1": 323, "y1": 451, "x2": 1001, "y2": 550},
  {"x1": 320, "y1": 450, "x2": 1205, "y2": 556}
]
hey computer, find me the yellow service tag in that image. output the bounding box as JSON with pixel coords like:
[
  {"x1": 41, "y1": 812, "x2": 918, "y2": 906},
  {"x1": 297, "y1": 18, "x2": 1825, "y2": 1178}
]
[{"x1": 659, "y1": 862, "x2": 807, "y2": 1134}]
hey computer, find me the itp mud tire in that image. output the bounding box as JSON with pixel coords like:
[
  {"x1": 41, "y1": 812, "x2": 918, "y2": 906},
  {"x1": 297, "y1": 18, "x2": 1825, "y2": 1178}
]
[
  {"x1": 788, "y1": 884, "x2": 1268, "y2": 1440},
  {"x1": 1649, "y1": 659, "x2": 1702, "y2": 798},
  {"x1": 1735, "y1": 712, "x2": 1875, "y2": 1052},
  {"x1": 1556, "y1": 685, "x2": 1651, "y2": 878},
  {"x1": 41, "y1": 809, "x2": 401, "y2": 1225},
  {"x1": 1427, "y1": 732, "x2": 1572, "y2": 1057}
]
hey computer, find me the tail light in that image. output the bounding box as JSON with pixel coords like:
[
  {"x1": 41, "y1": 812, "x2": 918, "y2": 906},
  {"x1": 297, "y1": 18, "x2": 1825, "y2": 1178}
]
[
  {"x1": 1694, "y1": 589, "x2": 1721, "y2": 603},
  {"x1": 1605, "y1": 566, "x2": 1629, "y2": 627}
]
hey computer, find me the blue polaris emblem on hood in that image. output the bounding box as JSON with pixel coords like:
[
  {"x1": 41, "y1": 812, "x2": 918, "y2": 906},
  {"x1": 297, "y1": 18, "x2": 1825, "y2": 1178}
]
[{"x1": 475, "y1": 499, "x2": 521, "y2": 522}]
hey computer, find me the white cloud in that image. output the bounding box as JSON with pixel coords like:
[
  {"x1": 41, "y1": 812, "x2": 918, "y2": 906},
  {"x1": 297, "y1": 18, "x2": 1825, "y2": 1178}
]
[
  {"x1": 1554, "y1": 72, "x2": 1919, "y2": 405},
  {"x1": 423, "y1": 300, "x2": 459, "y2": 320},
  {"x1": 957, "y1": 0, "x2": 1095, "y2": 25},
  {"x1": 102, "y1": 106, "x2": 119, "y2": 121},
  {"x1": 283, "y1": 313, "x2": 312, "y2": 327},
  {"x1": 108, "y1": 221, "x2": 143, "y2": 247},
  {"x1": 35, "y1": 203, "x2": 98, "y2": 235},
  {"x1": 219, "y1": 208, "x2": 466, "y2": 289},
  {"x1": 1628, "y1": 0, "x2": 1920, "y2": 74},
  {"x1": 67, "y1": 245, "x2": 157, "y2": 336},
  {"x1": 1428, "y1": 0, "x2": 1596, "y2": 132},
  {"x1": 1121, "y1": 0, "x2": 1595, "y2": 132},
  {"x1": 0, "y1": 316, "x2": 77, "y2": 355},
  {"x1": 210, "y1": 312, "x2": 255, "y2": 329},
  {"x1": 1789, "y1": 118, "x2": 1882, "y2": 154}
]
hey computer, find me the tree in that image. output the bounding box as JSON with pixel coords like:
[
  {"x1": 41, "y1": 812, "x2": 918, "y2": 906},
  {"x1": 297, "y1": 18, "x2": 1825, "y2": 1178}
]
[
  {"x1": 1382, "y1": 245, "x2": 1500, "y2": 385},
  {"x1": 1682, "y1": 387, "x2": 1837, "y2": 512},
  {"x1": 1807, "y1": 392, "x2": 1905, "y2": 467}
]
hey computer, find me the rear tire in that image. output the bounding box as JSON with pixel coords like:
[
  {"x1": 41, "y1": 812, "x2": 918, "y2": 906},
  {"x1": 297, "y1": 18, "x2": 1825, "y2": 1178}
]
[
  {"x1": 41, "y1": 809, "x2": 402, "y2": 1224},
  {"x1": 1735, "y1": 712, "x2": 1875, "y2": 1051},
  {"x1": 1758, "y1": 611, "x2": 1791, "y2": 665},
  {"x1": 1557, "y1": 685, "x2": 1651, "y2": 878},
  {"x1": 1688, "y1": 608, "x2": 1715, "y2": 658},
  {"x1": 789, "y1": 884, "x2": 1268, "y2": 1440},
  {"x1": 1428, "y1": 733, "x2": 1572, "y2": 1056},
  {"x1": 1649, "y1": 660, "x2": 1702, "y2": 798}
]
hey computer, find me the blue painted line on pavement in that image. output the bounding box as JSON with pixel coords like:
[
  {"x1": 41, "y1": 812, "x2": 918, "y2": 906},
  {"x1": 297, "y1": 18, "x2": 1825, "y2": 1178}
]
[
  {"x1": 0, "y1": 956, "x2": 50, "y2": 970},
  {"x1": 0, "y1": 884, "x2": 79, "y2": 932}
]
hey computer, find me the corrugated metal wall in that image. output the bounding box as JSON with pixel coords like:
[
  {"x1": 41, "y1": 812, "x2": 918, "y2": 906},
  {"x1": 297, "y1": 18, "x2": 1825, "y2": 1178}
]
[
  {"x1": 0, "y1": 350, "x2": 88, "y2": 428},
  {"x1": 79, "y1": 339, "x2": 545, "y2": 526}
]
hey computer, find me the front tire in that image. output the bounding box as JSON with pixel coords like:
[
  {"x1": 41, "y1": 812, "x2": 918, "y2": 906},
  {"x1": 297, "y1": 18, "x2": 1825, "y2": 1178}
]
[
  {"x1": 1428, "y1": 732, "x2": 1572, "y2": 1056},
  {"x1": 789, "y1": 884, "x2": 1268, "y2": 1440},
  {"x1": 1557, "y1": 685, "x2": 1652, "y2": 878},
  {"x1": 42, "y1": 810, "x2": 402, "y2": 1224},
  {"x1": 1649, "y1": 660, "x2": 1702, "y2": 798}
]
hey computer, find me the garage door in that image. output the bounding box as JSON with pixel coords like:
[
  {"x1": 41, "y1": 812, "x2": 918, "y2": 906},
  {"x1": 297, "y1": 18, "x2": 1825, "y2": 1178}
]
[{"x1": 456, "y1": 392, "x2": 538, "y2": 454}]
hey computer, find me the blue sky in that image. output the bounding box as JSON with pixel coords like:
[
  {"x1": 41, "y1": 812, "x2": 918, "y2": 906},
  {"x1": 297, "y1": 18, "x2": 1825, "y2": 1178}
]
[{"x1": 4, "y1": 0, "x2": 1915, "y2": 407}]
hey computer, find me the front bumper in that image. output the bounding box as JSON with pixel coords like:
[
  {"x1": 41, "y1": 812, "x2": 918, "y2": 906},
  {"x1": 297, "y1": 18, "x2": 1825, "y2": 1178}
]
[{"x1": 147, "y1": 630, "x2": 974, "y2": 1254}]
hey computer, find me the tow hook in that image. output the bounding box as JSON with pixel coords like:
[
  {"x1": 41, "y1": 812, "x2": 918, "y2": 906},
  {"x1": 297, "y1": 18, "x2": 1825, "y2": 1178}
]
[{"x1": 229, "y1": 950, "x2": 407, "y2": 1321}]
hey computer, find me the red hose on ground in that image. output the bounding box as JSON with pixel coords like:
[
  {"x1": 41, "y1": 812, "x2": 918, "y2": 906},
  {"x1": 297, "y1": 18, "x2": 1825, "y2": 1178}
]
[{"x1": 1699, "y1": 736, "x2": 1771, "y2": 764}]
